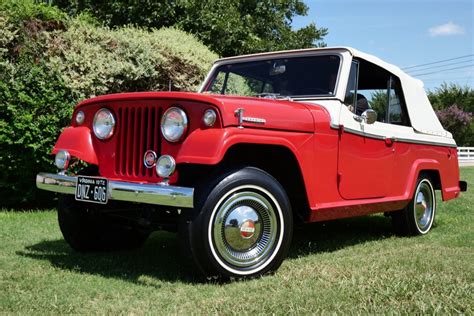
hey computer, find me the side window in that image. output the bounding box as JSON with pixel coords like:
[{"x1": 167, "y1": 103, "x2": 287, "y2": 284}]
[
  {"x1": 367, "y1": 90, "x2": 386, "y2": 122},
  {"x1": 387, "y1": 77, "x2": 409, "y2": 125},
  {"x1": 344, "y1": 61, "x2": 359, "y2": 112},
  {"x1": 350, "y1": 59, "x2": 410, "y2": 126}
]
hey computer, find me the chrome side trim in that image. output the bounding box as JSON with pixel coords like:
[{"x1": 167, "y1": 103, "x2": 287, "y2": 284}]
[
  {"x1": 330, "y1": 122, "x2": 340, "y2": 130},
  {"x1": 36, "y1": 172, "x2": 194, "y2": 208},
  {"x1": 242, "y1": 116, "x2": 266, "y2": 124},
  {"x1": 332, "y1": 125, "x2": 457, "y2": 148},
  {"x1": 393, "y1": 136, "x2": 457, "y2": 148},
  {"x1": 344, "y1": 126, "x2": 385, "y2": 140}
]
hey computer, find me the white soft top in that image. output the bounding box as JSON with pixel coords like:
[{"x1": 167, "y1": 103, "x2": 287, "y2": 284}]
[
  {"x1": 348, "y1": 47, "x2": 447, "y2": 137},
  {"x1": 217, "y1": 47, "x2": 449, "y2": 137}
]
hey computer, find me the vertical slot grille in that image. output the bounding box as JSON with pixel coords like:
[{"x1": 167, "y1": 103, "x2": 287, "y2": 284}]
[{"x1": 115, "y1": 105, "x2": 161, "y2": 178}]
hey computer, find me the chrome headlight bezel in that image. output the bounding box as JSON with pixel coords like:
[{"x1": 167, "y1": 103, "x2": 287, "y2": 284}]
[
  {"x1": 93, "y1": 108, "x2": 116, "y2": 140},
  {"x1": 161, "y1": 106, "x2": 188, "y2": 143}
]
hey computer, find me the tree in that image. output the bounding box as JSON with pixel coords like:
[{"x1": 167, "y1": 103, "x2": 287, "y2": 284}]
[
  {"x1": 428, "y1": 83, "x2": 474, "y2": 113},
  {"x1": 435, "y1": 104, "x2": 473, "y2": 146},
  {"x1": 368, "y1": 90, "x2": 386, "y2": 122},
  {"x1": 51, "y1": 0, "x2": 327, "y2": 57},
  {"x1": 428, "y1": 83, "x2": 473, "y2": 146}
]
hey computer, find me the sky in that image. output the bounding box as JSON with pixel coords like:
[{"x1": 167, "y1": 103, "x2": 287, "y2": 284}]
[{"x1": 292, "y1": 0, "x2": 473, "y2": 91}]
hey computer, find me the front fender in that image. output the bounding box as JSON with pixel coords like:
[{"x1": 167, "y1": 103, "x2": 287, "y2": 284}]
[
  {"x1": 52, "y1": 127, "x2": 98, "y2": 165},
  {"x1": 167, "y1": 126, "x2": 316, "y2": 206},
  {"x1": 171, "y1": 127, "x2": 313, "y2": 166}
]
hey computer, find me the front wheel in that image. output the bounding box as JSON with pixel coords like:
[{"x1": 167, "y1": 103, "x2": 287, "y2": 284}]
[
  {"x1": 392, "y1": 176, "x2": 436, "y2": 236},
  {"x1": 186, "y1": 167, "x2": 293, "y2": 279}
]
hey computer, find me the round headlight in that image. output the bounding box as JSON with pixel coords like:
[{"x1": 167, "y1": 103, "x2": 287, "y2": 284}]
[
  {"x1": 203, "y1": 109, "x2": 217, "y2": 127},
  {"x1": 93, "y1": 108, "x2": 115, "y2": 140},
  {"x1": 161, "y1": 107, "x2": 188, "y2": 142},
  {"x1": 55, "y1": 150, "x2": 71, "y2": 170},
  {"x1": 156, "y1": 155, "x2": 176, "y2": 178},
  {"x1": 75, "y1": 111, "x2": 85, "y2": 125}
]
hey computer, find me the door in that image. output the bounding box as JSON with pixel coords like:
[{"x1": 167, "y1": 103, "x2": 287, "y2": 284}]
[
  {"x1": 337, "y1": 120, "x2": 395, "y2": 199},
  {"x1": 337, "y1": 60, "x2": 396, "y2": 199}
]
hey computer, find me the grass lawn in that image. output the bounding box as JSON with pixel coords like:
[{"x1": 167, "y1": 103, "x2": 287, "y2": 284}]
[{"x1": 1, "y1": 168, "x2": 473, "y2": 314}]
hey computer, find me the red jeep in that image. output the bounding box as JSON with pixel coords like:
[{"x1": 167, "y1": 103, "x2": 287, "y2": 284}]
[{"x1": 37, "y1": 47, "x2": 467, "y2": 278}]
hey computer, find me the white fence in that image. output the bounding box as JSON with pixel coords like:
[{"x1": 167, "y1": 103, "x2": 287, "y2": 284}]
[{"x1": 458, "y1": 147, "x2": 474, "y2": 165}]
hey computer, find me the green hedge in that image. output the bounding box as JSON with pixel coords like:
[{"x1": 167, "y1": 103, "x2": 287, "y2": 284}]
[
  {"x1": 0, "y1": 1, "x2": 217, "y2": 208},
  {"x1": 46, "y1": 21, "x2": 217, "y2": 99}
]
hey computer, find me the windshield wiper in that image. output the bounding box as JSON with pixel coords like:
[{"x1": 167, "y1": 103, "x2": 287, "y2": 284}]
[
  {"x1": 254, "y1": 93, "x2": 280, "y2": 99},
  {"x1": 254, "y1": 93, "x2": 292, "y2": 101}
]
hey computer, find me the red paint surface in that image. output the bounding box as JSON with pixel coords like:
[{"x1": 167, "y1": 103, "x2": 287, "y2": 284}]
[
  {"x1": 338, "y1": 131, "x2": 395, "y2": 199},
  {"x1": 54, "y1": 91, "x2": 462, "y2": 222},
  {"x1": 53, "y1": 127, "x2": 98, "y2": 165},
  {"x1": 76, "y1": 92, "x2": 314, "y2": 132}
]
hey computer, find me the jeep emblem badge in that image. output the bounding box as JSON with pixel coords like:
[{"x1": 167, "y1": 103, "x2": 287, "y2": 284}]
[
  {"x1": 240, "y1": 220, "x2": 256, "y2": 239},
  {"x1": 143, "y1": 150, "x2": 157, "y2": 168}
]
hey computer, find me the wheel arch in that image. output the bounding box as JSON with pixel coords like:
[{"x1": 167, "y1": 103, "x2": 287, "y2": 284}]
[
  {"x1": 178, "y1": 142, "x2": 311, "y2": 223},
  {"x1": 405, "y1": 160, "x2": 444, "y2": 200},
  {"x1": 419, "y1": 170, "x2": 441, "y2": 190}
]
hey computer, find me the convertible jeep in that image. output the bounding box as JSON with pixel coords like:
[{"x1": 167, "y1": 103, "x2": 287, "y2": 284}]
[{"x1": 37, "y1": 47, "x2": 467, "y2": 278}]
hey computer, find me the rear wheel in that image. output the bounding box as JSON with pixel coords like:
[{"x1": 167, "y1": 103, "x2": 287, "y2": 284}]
[
  {"x1": 392, "y1": 176, "x2": 436, "y2": 236},
  {"x1": 58, "y1": 195, "x2": 149, "y2": 252},
  {"x1": 185, "y1": 167, "x2": 293, "y2": 279}
]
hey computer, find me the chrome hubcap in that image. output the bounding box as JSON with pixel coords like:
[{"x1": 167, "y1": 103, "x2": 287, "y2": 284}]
[
  {"x1": 213, "y1": 190, "x2": 278, "y2": 269},
  {"x1": 223, "y1": 206, "x2": 261, "y2": 251},
  {"x1": 414, "y1": 181, "x2": 434, "y2": 232}
]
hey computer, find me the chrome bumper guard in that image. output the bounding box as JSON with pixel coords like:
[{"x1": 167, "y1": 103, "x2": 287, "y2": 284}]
[{"x1": 36, "y1": 172, "x2": 194, "y2": 208}]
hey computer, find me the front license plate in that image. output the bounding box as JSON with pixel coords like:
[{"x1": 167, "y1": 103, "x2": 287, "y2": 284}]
[{"x1": 75, "y1": 176, "x2": 108, "y2": 204}]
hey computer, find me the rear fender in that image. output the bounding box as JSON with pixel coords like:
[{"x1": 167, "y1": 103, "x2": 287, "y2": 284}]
[{"x1": 405, "y1": 159, "x2": 459, "y2": 201}]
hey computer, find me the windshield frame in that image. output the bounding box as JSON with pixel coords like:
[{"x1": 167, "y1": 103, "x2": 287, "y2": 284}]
[{"x1": 199, "y1": 52, "x2": 344, "y2": 100}]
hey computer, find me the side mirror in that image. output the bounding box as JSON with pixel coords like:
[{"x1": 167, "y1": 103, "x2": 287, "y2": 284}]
[{"x1": 361, "y1": 109, "x2": 377, "y2": 124}]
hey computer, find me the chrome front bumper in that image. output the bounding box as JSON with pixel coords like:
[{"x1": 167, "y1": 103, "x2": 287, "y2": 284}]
[{"x1": 36, "y1": 172, "x2": 194, "y2": 208}]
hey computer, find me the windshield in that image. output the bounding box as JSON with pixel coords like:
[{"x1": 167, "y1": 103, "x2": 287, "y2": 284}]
[{"x1": 203, "y1": 55, "x2": 341, "y2": 98}]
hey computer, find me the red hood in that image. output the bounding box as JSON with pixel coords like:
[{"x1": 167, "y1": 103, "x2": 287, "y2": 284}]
[{"x1": 77, "y1": 91, "x2": 316, "y2": 132}]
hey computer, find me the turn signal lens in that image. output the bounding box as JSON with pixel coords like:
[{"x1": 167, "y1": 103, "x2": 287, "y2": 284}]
[{"x1": 75, "y1": 111, "x2": 85, "y2": 125}]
